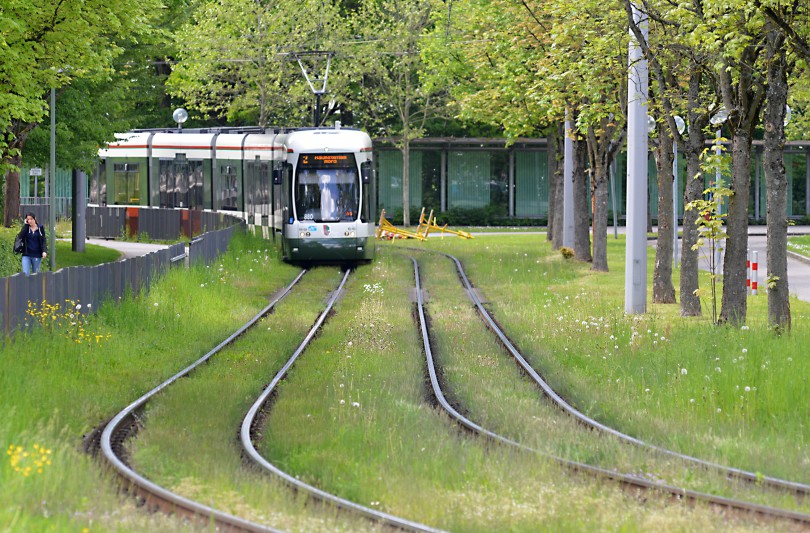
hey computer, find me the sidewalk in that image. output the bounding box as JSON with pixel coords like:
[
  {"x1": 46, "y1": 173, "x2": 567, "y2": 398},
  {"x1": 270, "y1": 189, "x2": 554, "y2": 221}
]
[
  {"x1": 86, "y1": 238, "x2": 170, "y2": 260},
  {"x1": 661, "y1": 225, "x2": 810, "y2": 303}
]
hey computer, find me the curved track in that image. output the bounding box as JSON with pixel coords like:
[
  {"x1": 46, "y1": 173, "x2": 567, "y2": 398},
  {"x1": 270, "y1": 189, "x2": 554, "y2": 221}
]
[
  {"x1": 435, "y1": 249, "x2": 810, "y2": 496},
  {"x1": 99, "y1": 270, "x2": 309, "y2": 532},
  {"x1": 239, "y1": 268, "x2": 445, "y2": 533},
  {"x1": 410, "y1": 254, "x2": 810, "y2": 525}
]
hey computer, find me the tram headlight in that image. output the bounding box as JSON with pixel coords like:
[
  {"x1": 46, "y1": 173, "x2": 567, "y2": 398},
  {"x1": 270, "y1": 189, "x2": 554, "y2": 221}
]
[
  {"x1": 299, "y1": 231, "x2": 311, "y2": 238},
  {"x1": 344, "y1": 230, "x2": 355, "y2": 237}
]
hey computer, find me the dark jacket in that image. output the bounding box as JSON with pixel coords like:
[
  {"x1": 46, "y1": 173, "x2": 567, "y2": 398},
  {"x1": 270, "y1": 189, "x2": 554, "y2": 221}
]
[{"x1": 17, "y1": 225, "x2": 48, "y2": 258}]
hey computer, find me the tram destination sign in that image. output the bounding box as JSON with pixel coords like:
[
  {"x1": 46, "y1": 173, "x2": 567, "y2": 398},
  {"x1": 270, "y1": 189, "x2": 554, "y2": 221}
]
[{"x1": 299, "y1": 153, "x2": 353, "y2": 168}]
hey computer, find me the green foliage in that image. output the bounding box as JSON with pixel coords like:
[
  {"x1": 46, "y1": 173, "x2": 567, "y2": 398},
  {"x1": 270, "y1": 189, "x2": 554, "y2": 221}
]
[
  {"x1": 685, "y1": 139, "x2": 733, "y2": 324},
  {"x1": 0, "y1": 0, "x2": 163, "y2": 166},
  {"x1": 167, "y1": 0, "x2": 350, "y2": 128}
]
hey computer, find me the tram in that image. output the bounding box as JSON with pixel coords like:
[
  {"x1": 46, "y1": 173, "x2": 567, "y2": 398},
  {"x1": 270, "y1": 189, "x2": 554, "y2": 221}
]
[{"x1": 96, "y1": 124, "x2": 376, "y2": 263}]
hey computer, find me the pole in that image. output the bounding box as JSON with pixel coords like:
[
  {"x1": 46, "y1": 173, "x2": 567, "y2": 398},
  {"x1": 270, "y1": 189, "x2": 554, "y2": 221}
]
[
  {"x1": 625, "y1": 1, "x2": 649, "y2": 314},
  {"x1": 563, "y1": 114, "x2": 574, "y2": 248},
  {"x1": 610, "y1": 158, "x2": 618, "y2": 239},
  {"x1": 72, "y1": 170, "x2": 86, "y2": 252},
  {"x1": 49, "y1": 87, "x2": 56, "y2": 271},
  {"x1": 672, "y1": 140, "x2": 679, "y2": 267}
]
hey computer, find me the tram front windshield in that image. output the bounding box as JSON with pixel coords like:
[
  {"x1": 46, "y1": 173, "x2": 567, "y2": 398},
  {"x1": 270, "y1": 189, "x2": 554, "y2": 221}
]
[{"x1": 294, "y1": 153, "x2": 359, "y2": 223}]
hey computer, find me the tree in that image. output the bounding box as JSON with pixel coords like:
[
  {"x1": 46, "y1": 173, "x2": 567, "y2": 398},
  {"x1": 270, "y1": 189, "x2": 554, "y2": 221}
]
[
  {"x1": 355, "y1": 0, "x2": 447, "y2": 226},
  {"x1": 713, "y1": 9, "x2": 767, "y2": 326},
  {"x1": 167, "y1": 0, "x2": 349, "y2": 128},
  {"x1": 762, "y1": 24, "x2": 791, "y2": 332},
  {"x1": 0, "y1": 0, "x2": 162, "y2": 226},
  {"x1": 757, "y1": 0, "x2": 810, "y2": 332},
  {"x1": 651, "y1": 119, "x2": 676, "y2": 302}
]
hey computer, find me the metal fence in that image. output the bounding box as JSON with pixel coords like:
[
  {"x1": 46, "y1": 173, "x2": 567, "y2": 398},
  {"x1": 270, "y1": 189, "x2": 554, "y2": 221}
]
[
  {"x1": 86, "y1": 207, "x2": 234, "y2": 240},
  {"x1": 1, "y1": 242, "x2": 186, "y2": 337},
  {"x1": 2, "y1": 208, "x2": 246, "y2": 339},
  {"x1": 18, "y1": 199, "x2": 72, "y2": 223}
]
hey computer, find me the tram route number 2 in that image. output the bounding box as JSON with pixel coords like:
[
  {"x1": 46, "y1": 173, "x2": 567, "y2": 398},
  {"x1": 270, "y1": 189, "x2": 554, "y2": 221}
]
[{"x1": 301, "y1": 154, "x2": 349, "y2": 167}]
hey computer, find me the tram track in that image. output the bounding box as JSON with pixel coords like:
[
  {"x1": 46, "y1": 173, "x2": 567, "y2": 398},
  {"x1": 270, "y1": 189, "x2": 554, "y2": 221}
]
[
  {"x1": 98, "y1": 263, "x2": 441, "y2": 532},
  {"x1": 239, "y1": 268, "x2": 444, "y2": 533},
  {"x1": 98, "y1": 269, "x2": 310, "y2": 532},
  {"x1": 408, "y1": 253, "x2": 810, "y2": 526}
]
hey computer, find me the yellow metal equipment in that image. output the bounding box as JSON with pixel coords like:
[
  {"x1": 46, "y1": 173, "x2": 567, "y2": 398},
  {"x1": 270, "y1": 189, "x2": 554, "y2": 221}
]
[
  {"x1": 416, "y1": 208, "x2": 473, "y2": 239},
  {"x1": 376, "y1": 208, "x2": 473, "y2": 241},
  {"x1": 376, "y1": 210, "x2": 427, "y2": 240}
]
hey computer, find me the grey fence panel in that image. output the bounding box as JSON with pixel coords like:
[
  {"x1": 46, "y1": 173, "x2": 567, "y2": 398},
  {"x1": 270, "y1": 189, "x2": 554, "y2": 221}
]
[
  {"x1": 7, "y1": 274, "x2": 41, "y2": 333},
  {"x1": 110, "y1": 261, "x2": 123, "y2": 303},
  {"x1": 43, "y1": 271, "x2": 57, "y2": 308},
  {"x1": 87, "y1": 207, "x2": 127, "y2": 239},
  {"x1": 74, "y1": 266, "x2": 93, "y2": 309},
  {"x1": 143, "y1": 254, "x2": 154, "y2": 294},
  {"x1": 120, "y1": 259, "x2": 132, "y2": 299},
  {"x1": 1, "y1": 277, "x2": 8, "y2": 337},
  {"x1": 139, "y1": 209, "x2": 179, "y2": 241},
  {"x1": 2, "y1": 213, "x2": 242, "y2": 340},
  {"x1": 56, "y1": 268, "x2": 71, "y2": 306},
  {"x1": 188, "y1": 237, "x2": 203, "y2": 267}
]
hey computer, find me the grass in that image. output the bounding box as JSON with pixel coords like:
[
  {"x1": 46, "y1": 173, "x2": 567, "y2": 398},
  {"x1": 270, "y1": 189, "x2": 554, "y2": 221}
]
[
  {"x1": 414, "y1": 245, "x2": 809, "y2": 511},
  {"x1": 402, "y1": 234, "x2": 810, "y2": 485},
  {"x1": 0, "y1": 231, "x2": 301, "y2": 531},
  {"x1": 1, "y1": 228, "x2": 807, "y2": 531},
  {"x1": 788, "y1": 234, "x2": 810, "y2": 258}
]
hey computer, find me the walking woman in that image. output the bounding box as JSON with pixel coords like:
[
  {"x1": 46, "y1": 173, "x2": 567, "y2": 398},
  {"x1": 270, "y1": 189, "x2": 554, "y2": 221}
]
[{"x1": 16, "y1": 212, "x2": 48, "y2": 275}]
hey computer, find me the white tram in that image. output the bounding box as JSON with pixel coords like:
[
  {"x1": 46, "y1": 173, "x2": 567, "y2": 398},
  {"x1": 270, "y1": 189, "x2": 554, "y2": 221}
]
[{"x1": 96, "y1": 124, "x2": 376, "y2": 263}]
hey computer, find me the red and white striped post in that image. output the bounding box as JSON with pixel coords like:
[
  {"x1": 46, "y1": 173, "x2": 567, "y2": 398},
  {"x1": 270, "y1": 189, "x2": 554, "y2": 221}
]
[
  {"x1": 746, "y1": 250, "x2": 751, "y2": 294},
  {"x1": 751, "y1": 251, "x2": 759, "y2": 296}
]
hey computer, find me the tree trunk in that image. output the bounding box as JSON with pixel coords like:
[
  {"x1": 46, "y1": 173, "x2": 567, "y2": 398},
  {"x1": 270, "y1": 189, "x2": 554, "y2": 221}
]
[
  {"x1": 719, "y1": 130, "x2": 752, "y2": 326},
  {"x1": 718, "y1": 40, "x2": 764, "y2": 327},
  {"x1": 764, "y1": 29, "x2": 791, "y2": 332},
  {"x1": 552, "y1": 123, "x2": 565, "y2": 249},
  {"x1": 680, "y1": 70, "x2": 708, "y2": 317},
  {"x1": 572, "y1": 136, "x2": 592, "y2": 262},
  {"x1": 402, "y1": 138, "x2": 411, "y2": 226},
  {"x1": 3, "y1": 154, "x2": 22, "y2": 227},
  {"x1": 547, "y1": 128, "x2": 558, "y2": 244},
  {"x1": 591, "y1": 164, "x2": 609, "y2": 271},
  {"x1": 653, "y1": 125, "x2": 676, "y2": 303}
]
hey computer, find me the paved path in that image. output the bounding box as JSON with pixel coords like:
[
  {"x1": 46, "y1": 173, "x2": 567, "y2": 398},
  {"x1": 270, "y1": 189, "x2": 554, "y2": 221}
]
[
  {"x1": 86, "y1": 239, "x2": 170, "y2": 260},
  {"x1": 662, "y1": 225, "x2": 810, "y2": 303}
]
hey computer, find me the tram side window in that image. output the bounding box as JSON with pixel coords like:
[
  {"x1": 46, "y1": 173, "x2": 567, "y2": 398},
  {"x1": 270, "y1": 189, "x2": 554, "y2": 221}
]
[
  {"x1": 91, "y1": 161, "x2": 107, "y2": 205},
  {"x1": 220, "y1": 165, "x2": 238, "y2": 210},
  {"x1": 189, "y1": 161, "x2": 203, "y2": 208},
  {"x1": 245, "y1": 161, "x2": 270, "y2": 217},
  {"x1": 114, "y1": 163, "x2": 139, "y2": 204}
]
